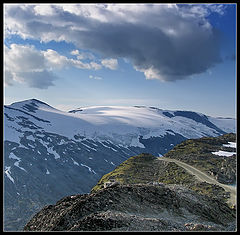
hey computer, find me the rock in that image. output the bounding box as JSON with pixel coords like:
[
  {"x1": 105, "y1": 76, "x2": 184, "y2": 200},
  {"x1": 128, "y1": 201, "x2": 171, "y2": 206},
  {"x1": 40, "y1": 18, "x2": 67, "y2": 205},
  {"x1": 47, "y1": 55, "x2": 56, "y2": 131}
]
[
  {"x1": 104, "y1": 180, "x2": 120, "y2": 189},
  {"x1": 24, "y1": 184, "x2": 236, "y2": 231}
]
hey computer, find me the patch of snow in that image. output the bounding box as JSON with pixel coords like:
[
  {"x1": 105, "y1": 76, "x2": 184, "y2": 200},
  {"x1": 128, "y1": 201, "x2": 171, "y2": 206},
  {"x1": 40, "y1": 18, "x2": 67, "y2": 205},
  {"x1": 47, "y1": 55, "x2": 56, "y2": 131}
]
[
  {"x1": 130, "y1": 136, "x2": 145, "y2": 148},
  {"x1": 35, "y1": 133, "x2": 45, "y2": 138},
  {"x1": 26, "y1": 135, "x2": 35, "y2": 141},
  {"x1": 223, "y1": 142, "x2": 236, "y2": 148},
  {"x1": 100, "y1": 141, "x2": 118, "y2": 152},
  {"x1": 80, "y1": 163, "x2": 96, "y2": 174},
  {"x1": 9, "y1": 152, "x2": 21, "y2": 161},
  {"x1": 58, "y1": 139, "x2": 66, "y2": 145},
  {"x1": 28, "y1": 143, "x2": 35, "y2": 148},
  {"x1": 9, "y1": 152, "x2": 27, "y2": 172},
  {"x1": 18, "y1": 143, "x2": 29, "y2": 149},
  {"x1": 81, "y1": 142, "x2": 97, "y2": 151},
  {"x1": 71, "y1": 158, "x2": 79, "y2": 166},
  {"x1": 85, "y1": 139, "x2": 98, "y2": 147},
  {"x1": 212, "y1": 150, "x2": 236, "y2": 157},
  {"x1": 14, "y1": 161, "x2": 27, "y2": 172},
  {"x1": 4, "y1": 166, "x2": 14, "y2": 183},
  {"x1": 47, "y1": 146, "x2": 61, "y2": 159}
]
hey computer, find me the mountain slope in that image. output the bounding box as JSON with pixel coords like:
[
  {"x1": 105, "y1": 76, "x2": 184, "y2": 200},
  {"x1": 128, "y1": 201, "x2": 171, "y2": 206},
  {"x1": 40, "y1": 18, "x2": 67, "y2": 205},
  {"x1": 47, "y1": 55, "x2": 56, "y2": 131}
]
[
  {"x1": 24, "y1": 152, "x2": 236, "y2": 231},
  {"x1": 3, "y1": 99, "x2": 236, "y2": 231},
  {"x1": 164, "y1": 133, "x2": 236, "y2": 184}
]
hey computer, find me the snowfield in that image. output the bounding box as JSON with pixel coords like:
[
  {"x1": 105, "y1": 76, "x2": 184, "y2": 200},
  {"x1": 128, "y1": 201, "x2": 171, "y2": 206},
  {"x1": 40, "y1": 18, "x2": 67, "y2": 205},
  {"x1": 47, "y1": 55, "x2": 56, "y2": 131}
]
[{"x1": 4, "y1": 99, "x2": 236, "y2": 147}]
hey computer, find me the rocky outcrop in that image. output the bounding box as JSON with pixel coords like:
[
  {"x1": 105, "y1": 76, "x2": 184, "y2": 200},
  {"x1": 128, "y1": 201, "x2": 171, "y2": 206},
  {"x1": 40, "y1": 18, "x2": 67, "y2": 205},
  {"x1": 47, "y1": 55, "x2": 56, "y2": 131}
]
[{"x1": 24, "y1": 183, "x2": 236, "y2": 231}]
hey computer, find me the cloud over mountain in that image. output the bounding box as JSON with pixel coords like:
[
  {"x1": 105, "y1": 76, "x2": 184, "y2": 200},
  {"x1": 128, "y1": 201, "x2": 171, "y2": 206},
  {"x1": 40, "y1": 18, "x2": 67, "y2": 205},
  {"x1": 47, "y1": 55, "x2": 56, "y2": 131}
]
[
  {"x1": 4, "y1": 44, "x2": 103, "y2": 89},
  {"x1": 4, "y1": 4, "x2": 225, "y2": 82}
]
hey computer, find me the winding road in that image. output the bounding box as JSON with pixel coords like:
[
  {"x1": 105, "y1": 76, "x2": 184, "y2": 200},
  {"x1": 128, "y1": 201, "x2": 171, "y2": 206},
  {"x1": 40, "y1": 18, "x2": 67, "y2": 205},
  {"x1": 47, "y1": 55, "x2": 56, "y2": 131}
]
[{"x1": 157, "y1": 157, "x2": 236, "y2": 206}]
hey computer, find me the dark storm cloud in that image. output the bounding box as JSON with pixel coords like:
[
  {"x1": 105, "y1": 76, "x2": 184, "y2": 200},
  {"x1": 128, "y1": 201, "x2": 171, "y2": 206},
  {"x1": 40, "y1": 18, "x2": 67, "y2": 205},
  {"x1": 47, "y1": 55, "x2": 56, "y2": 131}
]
[
  {"x1": 4, "y1": 4, "x2": 225, "y2": 81},
  {"x1": 72, "y1": 21, "x2": 222, "y2": 81}
]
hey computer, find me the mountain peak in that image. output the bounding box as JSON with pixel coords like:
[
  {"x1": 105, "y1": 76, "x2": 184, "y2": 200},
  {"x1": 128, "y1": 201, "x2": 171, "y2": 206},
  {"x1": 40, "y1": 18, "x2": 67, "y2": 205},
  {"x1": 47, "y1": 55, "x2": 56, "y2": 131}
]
[{"x1": 8, "y1": 98, "x2": 55, "y2": 113}]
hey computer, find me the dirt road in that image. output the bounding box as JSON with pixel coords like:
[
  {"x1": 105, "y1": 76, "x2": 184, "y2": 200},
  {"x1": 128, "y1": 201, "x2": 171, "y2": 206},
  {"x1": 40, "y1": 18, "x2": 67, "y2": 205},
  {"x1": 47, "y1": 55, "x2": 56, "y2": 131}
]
[{"x1": 157, "y1": 157, "x2": 236, "y2": 206}]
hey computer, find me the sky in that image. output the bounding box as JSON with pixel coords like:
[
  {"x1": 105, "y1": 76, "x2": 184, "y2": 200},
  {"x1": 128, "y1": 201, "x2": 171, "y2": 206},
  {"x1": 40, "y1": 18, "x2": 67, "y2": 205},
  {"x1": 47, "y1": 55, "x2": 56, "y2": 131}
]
[{"x1": 3, "y1": 3, "x2": 236, "y2": 118}]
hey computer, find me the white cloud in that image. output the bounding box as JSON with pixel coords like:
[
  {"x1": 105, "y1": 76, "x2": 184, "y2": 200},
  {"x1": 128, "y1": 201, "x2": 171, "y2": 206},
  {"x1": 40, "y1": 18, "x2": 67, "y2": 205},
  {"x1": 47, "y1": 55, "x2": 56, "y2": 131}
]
[
  {"x1": 4, "y1": 69, "x2": 14, "y2": 87},
  {"x1": 34, "y1": 4, "x2": 56, "y2": 16},
  {"x1": 4, "y1": 4, "x2": 228, "y2": 81},
  {"x1": 71, "y1": 49, "x2": 80, "y2": 55},
  {"x1": 90, "y1": 62, "x2": 102, "y2": 70},
  {"x1": 89, "y1": 75, "x2": 102, "y2": 80},
  {"x1": 71, "y1": 49, "x2": 95, "y2": 60},
  {"x1": 4, "y1": 44, "x2": 55, "y2": 89},
  {"x1": 4, "y1": 43, "x2": 102, "y2": 89},
  {"x1": 5, "y1": 44, "x2": 45, "y2": 73},
  {"x1": 101, "y1": 58, "x2": 118, "y2": 70},
  {"x1": 43, "y1": 49, "x2": 69, "y2": 69}
]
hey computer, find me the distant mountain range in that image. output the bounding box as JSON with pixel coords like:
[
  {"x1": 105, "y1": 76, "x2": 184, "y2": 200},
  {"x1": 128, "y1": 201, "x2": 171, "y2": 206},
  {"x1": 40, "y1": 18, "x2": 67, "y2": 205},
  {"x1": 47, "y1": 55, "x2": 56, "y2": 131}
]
[{"x1": 3, "y1": 98, "x2": 236, "y2": 231}]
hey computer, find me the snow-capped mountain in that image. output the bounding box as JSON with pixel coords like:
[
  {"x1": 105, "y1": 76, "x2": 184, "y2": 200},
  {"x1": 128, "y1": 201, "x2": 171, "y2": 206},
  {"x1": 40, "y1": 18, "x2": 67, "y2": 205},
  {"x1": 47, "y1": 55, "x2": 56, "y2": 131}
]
[{"x1": 3, "y1": 98, "x2": 236, "y2": 231}]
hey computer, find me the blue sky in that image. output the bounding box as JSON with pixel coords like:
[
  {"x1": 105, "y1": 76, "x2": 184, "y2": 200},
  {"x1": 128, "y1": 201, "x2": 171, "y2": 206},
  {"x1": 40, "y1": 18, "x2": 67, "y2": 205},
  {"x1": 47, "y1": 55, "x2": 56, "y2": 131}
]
[{"x1": 4, "y1": 3, "x2": 236, "y2": 118}]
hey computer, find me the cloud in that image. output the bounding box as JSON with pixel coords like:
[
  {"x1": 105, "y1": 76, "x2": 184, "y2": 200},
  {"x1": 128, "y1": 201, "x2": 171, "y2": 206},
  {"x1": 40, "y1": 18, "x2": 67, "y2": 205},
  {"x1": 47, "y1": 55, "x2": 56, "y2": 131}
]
[
  {"x1": 15, "y1": 70, "x2": 58, "y2": 89},
  {"x1": 89, "y1": 75, "x2": 102, "y2": 80},
  {"x1": 4, "y1": 44, "x2": 103, "y2": 89},
  {"x1": 4, "y1": 4, "x2": 227, "y2": 81},
  {"x1": 101, "y1": 58, "x2": 118, "y2": 70},
  {"x1": 4, "y1": 44, "x2": 56, "y2": 89},
  {"x1": 71, "y1": 49, "x2": 95, "y2": 60}
]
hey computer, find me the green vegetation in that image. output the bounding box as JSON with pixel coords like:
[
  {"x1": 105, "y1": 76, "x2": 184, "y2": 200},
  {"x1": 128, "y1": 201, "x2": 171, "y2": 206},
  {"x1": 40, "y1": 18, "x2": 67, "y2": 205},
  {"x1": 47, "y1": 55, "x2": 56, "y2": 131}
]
[
  {"x1": 189, "y1": 182, "x2": 230, "y2": 203},
  {"x1": 91, "y1": 153, "x2": 160, "y2": 193},
  {"x1": 164, "y1": 133, "x2": 236, "y2": 184},
  {"x1": 157, "y1": 162, "x2": 195, "y2": 185}
]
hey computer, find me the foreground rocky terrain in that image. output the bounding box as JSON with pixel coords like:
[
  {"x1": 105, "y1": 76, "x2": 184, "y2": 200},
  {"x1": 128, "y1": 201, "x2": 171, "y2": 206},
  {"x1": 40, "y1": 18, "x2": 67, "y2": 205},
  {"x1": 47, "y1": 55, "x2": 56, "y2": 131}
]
[
  {"x1": 24, "y1": 183, "x2": 236, "y2": 231},
  {"x1": 24, "y1": 148, "x2": 236, "y2": 231}
]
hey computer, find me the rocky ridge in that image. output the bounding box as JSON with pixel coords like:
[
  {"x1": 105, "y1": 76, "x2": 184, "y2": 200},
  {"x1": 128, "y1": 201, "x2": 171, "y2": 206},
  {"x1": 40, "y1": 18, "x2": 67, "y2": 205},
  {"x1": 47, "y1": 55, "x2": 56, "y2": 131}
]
[{"x1": 24, "y1": 183, "x2": 236, "y2": 231}]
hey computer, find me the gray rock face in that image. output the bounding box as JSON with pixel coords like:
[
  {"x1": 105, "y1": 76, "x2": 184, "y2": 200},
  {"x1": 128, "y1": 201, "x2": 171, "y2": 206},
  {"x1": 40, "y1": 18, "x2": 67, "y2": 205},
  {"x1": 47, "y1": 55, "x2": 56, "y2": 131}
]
[{"x1": 24, "y1": 184, "x2": 236, "y2": 231}]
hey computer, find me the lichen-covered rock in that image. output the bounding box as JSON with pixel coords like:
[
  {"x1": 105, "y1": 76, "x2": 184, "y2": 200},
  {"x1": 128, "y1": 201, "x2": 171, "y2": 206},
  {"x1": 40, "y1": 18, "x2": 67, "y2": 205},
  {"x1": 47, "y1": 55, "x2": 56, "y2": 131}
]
[{"x1": 24, "y1": 184, "x2": 236, "y2": 231}]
